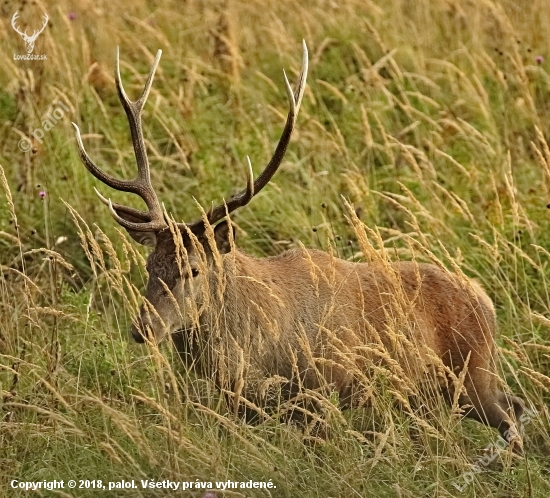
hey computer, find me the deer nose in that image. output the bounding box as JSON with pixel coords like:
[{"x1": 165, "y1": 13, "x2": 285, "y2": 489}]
[
  {"x1": 130, "y1": 318, "x2": 150, "y2": 343},
  {"x1": 130, "y1": 323, "x2": 146, "y2": 343},
  {"x1": 131, "y1": 326, "x2": 146, "y2": 343}
]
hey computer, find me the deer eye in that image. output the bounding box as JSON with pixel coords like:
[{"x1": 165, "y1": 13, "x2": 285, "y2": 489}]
[{"x1": 191, "y1": 268, "x2": 199, "y2": 278}]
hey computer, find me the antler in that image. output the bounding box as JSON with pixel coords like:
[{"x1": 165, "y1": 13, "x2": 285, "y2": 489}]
[
  {"x1": 11, "y1": 11, "x2": 27, "y2": 38},
  {"x1": 30, "y1": 13, "x2": 49, "y2": 41},
  {"x1": 187, "y1": 40, "x2": 308, "y2": 231},
  {"x1": 74, "y1": 42, "x2": 308, "y2": 234},
  {"x1": 11, "y1": 11, "x2": 48, "y2": 40},
  {"x1": 73, "y1": 48, "x2": 167, "y2": 232}
]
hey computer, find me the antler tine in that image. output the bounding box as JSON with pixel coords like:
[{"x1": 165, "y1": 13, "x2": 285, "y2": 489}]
[
  {"x1": 115, "y1": 48, "x2": 162, "y2": 180},
  {"x1": 93, "y1": 187, "x2": 152, "y2": 221},
  {"x1": 72, "y1": 122, "x2": 143, "y2": 193},
  {"x1": 34, "y1": 14, "x2": 48, "y2": 37},
  {"x1": 187, "y1": 40, "x2": 309, "y2": 231},
  {"x1": 293, "y1": 39, "x2": 308, "y2": 117},
  {"x1": 11, "y1": 11, "x2": 26, "y2": 37},
  {"x1": 244, "y1": 155, "x2": 254, "y2": 202},
  {"x1": 73, "y1": 48, "x2": 168, "y2": 233}
]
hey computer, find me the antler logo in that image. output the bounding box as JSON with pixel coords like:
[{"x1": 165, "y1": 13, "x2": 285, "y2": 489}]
[{"x1": 11, "y1": 11, "x2": 48, "y2": 54}]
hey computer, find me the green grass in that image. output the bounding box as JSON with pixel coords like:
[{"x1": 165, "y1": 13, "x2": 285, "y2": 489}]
[{"x1": 1, "y1": 0, "x2": 550, "y2": 496}]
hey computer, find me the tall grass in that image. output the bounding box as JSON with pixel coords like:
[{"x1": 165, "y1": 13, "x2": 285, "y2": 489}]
[{"x1": 0, "y1": 0, "x2": 549, "y2": 496}]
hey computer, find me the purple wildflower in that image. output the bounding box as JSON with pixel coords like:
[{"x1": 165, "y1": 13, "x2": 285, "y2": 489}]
[
  {"x1": 68, "y1": 12, "x2": 77, "y2": 21},
  {"x1": 39, "y1": 191, "x2": 47, "y2": 198},
  {"x1": 202, "y1": 493, "x2": 216, "y2": 498},
  {"x1": 536, "y1": 55, "x2": 544, "y2": 64}
]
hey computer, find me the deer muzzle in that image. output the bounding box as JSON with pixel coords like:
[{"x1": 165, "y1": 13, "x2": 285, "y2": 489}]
[
  {"x1": 131, "y1": 324, "x2": 146, "y2": 343},
  {"x1": 130, "y1": 313, "x2": 153, "y2": 343}
]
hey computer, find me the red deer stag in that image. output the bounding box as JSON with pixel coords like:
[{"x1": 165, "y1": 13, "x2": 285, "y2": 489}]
[{"x1": 73, "y1": 43, "x2": 524, "y2": 449}]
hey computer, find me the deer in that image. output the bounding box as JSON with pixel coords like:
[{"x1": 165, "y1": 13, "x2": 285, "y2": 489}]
[
  {"x1": 11, "y1": 11, "x2": 48, "y2": 54},
  {"x1": 72, "y1": 43, "x2": 525, "y2": 451}
]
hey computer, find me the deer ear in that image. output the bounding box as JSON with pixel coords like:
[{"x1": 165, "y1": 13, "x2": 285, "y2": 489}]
[
  {"x1": 113, "y1": 208, "x2": 157, "y2": 247},
  {"x1": 125, "y1": 229, "x2": 157, "y2": 247},
  {"x1": 213, "y1": 220, "x2": 234, "y2": 254}
]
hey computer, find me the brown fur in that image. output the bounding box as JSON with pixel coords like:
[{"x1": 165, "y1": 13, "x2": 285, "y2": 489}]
[{"x1": 132, "y1": 226, "x2": 523, "y2": 448}]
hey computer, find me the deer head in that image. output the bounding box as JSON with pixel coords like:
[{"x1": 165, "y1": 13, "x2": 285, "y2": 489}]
[
  {"x1": 11, "y1": 11, "x2": 48, "y2": 54},
  {"x1": 73, "y1": 44, "x2": 308, "y2": 344}
]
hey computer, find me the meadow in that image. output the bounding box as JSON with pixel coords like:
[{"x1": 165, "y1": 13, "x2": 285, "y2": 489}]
[{"x1": 0, "y1": 0, "x2": 549, "y2": 496}]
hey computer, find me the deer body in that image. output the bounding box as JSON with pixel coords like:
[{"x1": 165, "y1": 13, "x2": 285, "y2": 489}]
[
  {"x1": 73, "y1": 43, "x2": 524, "y2": 449},
  {"x1": 170, "y1": 245, "x2": 521, "y2": 439}
]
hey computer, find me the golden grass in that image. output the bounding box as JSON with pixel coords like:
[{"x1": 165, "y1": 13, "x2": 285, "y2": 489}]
[{"x1": 1, "y1": 0, "x2": 550, "y2": 496}]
